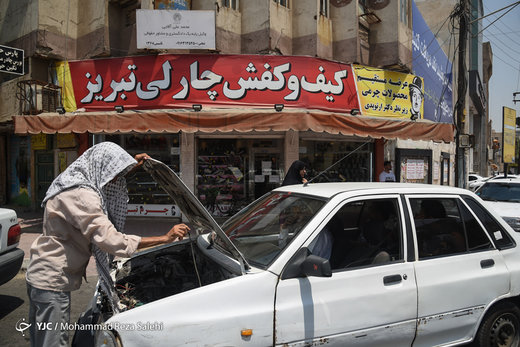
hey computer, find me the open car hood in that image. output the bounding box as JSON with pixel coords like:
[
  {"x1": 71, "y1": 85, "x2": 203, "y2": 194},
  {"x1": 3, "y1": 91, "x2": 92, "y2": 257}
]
[{"x1": 142, "y1": 159, "x2": 249, "y2": 272}]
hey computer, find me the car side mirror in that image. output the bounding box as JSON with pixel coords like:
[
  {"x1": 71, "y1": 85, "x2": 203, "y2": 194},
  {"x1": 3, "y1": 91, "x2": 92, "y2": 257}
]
[{"x1": 281, "y1": 247, "x2": 332, "y2": 280}]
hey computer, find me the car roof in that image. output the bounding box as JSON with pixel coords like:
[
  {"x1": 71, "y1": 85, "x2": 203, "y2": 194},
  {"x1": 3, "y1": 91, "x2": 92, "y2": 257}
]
[
  {"x1": 490, "y1": 174, "x2": 518, "y2": 179},
  {"x1": 483, "y1": 178, "x2": 520, "y2": 184},
  {"x1": 273, "y1": 182, "x2": 471, "y2": 199}
]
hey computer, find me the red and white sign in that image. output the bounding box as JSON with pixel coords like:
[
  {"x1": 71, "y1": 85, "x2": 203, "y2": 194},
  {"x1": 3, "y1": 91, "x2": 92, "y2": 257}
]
[
  {"x1": 68, "y1": 54, "x2": 359, "y2": 113},
  {"x1": 128, "y1": 204, "x2": 180, "y2": 217}
]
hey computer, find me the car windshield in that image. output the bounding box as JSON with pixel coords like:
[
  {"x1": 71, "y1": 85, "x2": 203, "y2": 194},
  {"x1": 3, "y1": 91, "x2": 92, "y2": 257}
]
[
  {"x1": 219, "y1": 192, "x2": 326, "y2": 268},
  {"x1": 477, "y1": 182, "x2": 520, "y2": 202}
]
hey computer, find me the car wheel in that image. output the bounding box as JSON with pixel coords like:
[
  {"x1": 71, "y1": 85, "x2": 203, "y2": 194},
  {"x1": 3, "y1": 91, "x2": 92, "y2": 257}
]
[{"x1": 473, "y1": 302, "x2": 520, "y2": 347}]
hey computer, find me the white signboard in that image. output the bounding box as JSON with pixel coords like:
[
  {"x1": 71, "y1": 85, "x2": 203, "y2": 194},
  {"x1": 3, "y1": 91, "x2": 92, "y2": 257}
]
[
  {"x1": 406, "y1": 159, "x2": 425, "y2": 180},
  {"x1": 137, "y1": 9, "x2": 215, "y2": 50}
]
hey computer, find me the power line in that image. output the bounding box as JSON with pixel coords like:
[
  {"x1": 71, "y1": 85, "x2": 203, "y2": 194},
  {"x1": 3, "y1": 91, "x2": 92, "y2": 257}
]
[
  {"x1": 477, "y1": 2, "x2": 520, "y2": 62},
  {"x1": 469, "y1": 1, "x2": 520, "y2": 23},
  {"x1": 493, "y1": 51, "x2": 520, "y2": 71},
  {"x1": 397, "y1": 5, "x2": 458, "y2": 70},
  {"x1": 480, "y1": 2, "x2": 520, "y2": 44},
  {"x1": 483, "y1": 33, "x2": 520, "y2": 62},
  {"x1": 516, "y1": 62, "x2": 520, "y2": 91},
  {"x1": 484, "y1": 31, "x2": 520, "y2": 36},
  {"x1": 474, "y1": 2, "x2": 520, "y2": 36}
]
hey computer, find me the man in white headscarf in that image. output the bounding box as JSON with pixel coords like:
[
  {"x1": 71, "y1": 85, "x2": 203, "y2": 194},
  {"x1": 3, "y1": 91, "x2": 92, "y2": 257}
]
[{"x1": 26, "y1": 142, "x2": 189, "y2": 347}]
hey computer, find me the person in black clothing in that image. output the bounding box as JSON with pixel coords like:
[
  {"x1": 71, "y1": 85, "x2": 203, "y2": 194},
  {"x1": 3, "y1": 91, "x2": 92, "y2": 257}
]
[{"x1": 281, "y1": 160, "x2": 308, "y2": 186}]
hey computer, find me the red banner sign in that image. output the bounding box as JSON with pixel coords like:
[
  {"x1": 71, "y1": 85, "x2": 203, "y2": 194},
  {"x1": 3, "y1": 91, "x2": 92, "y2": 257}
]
[{"x1": 68, "y1": 54, "x2": 359, "y2": 113}]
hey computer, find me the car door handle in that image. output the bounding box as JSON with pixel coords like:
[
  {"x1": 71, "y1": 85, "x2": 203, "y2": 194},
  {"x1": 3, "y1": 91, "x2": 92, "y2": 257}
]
[
  {"x1": 383, "y1": 274, "x2": 402, "y2": 286},
  {"x1": 480, "y1": 259, "x2": 495, "y2": 269}
]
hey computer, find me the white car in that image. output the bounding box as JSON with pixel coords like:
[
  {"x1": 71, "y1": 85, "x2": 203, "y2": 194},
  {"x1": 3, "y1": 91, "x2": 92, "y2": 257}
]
[
  {"x1": 476, "y1": 177, "x2": 520, "y2": 232},
  {"x1": 76, "y1": 159, "x2": 520, "y2": 347},
  {"x1": 468, "y1": 174, "x2": 518, "y2": 191},
  {"x1": 468, "y1": 173, "x2": 485, "y2": 182},
  {"x1": 0, "y1": 208, "x2": 23, "y2": 285}
]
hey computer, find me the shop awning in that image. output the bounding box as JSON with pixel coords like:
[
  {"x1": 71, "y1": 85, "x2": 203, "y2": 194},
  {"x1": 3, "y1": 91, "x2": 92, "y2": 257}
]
[{"x1": 13, "y1": 108, "x2": 454, "y2": 143}]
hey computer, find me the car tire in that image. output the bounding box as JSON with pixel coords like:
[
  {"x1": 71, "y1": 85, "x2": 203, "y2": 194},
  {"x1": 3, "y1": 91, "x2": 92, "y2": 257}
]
[{"x1": 473, "y1": 302, "x2": 520, "y2": 347}]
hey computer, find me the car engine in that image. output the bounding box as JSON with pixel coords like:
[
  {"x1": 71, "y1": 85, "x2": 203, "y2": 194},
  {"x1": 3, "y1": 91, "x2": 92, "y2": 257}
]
[{"x1": 113, "y1": 240, "x2": 234, "y2": 311}]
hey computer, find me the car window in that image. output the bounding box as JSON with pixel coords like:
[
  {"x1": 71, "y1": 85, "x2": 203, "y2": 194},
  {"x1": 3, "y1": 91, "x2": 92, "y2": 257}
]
[
  {"x1": 476, "y1": 182, "x2": 520, "y2": 202},
  {"x1": 457, "y1": 200, "x2": 494, "y2": 251},
  {"x1": 411, "y1": 198, "x2": 465, "y2": 259},
  {"x1": 310, "y1": 198, "x2": 403, "y2": 270},
  {"x1": 410, "y1": 197, "x2": 494, "y2": 259},
  {"x1": 220, "y1": 192, "x2": 326, "y2": 268},
  {"x1": 463, "y1": 197, "x2": 515, "y2": 249}
]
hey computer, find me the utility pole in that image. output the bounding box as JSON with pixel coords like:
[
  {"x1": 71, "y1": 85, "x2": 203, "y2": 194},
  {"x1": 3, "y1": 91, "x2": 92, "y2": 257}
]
[{"x1": 455, "y1": 0, "x2": 468, "y2": 188}]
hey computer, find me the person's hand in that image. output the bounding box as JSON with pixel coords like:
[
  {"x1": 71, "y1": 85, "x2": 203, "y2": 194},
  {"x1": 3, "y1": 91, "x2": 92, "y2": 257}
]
[
  {"x1": 124, "y1": 153, "x2": 150, "y2": 178},
  {"x1": 165, "y1": 223, "x2": 190, "y2": 243},
  {"x1": 134, "y1": 153, "x2": 150, "y2": 167},
  {"x1": 138, "y1": 224, "x2": 191, "y2": 250}
]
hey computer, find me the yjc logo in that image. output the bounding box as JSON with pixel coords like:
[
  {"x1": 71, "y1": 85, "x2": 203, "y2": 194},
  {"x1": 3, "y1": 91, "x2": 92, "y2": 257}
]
[{"x1": 15, "y1": 318, "x2": 31, "y2": 337}]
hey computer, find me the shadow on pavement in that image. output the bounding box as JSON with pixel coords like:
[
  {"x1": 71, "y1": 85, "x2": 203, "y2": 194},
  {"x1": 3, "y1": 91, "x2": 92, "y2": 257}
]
[{"x1": 0, "y1": 295, "x2": 25, "y2": 320}]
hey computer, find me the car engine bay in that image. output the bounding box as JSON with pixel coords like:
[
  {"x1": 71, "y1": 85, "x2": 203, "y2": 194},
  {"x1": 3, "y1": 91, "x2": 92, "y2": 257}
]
[{"x1": 112, "y1": 240, "x2": 234, "y2": 311}]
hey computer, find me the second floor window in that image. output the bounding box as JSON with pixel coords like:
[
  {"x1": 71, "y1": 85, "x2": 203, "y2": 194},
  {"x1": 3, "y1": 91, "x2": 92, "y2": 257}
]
[
  {"x1": 320, "y1": 0, "x2": 329, "y2": 17},
  {"x1": 274, "y1": 0, "x2": 289, "y2": 9},
  {"x1": 222, "y1": 0, "x2": 239, "y2": 10},
  {"x1": 400, "y1": 0, "x2": 409, "y2": 26}
]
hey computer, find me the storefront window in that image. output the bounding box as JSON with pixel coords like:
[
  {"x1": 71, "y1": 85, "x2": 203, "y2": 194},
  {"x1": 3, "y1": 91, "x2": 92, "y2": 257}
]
[
  {"x1": 299, "y1": 139, "x2": 374, "y2": 182},
  {"x1": 104, "y1": 134, "x2": 180, "y2": 217},
  {"x1": 197, "y1": 138, "x2": 283, "y2": 218}
]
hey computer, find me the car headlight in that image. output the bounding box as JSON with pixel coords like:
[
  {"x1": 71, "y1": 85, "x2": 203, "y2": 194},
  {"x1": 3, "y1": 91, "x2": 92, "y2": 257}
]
[
  {"x1": 502, "y1": 217, "x2": 520, "y2": 232},
  {"x1": 95, "y1": 330, "x2": 121, "y2": 347}
]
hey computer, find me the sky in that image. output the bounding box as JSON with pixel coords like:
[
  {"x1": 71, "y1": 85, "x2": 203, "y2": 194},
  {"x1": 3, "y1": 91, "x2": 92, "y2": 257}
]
[{"x1": 482, "y1": 0, "x2": 520, "y2": 131}]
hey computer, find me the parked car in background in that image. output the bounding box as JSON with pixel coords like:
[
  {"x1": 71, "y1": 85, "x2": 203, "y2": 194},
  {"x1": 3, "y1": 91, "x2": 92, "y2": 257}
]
[
  {"x1": 77, "y1": 159, "x2": 520, "y2": 347},
  {"x1": 468, "y1": 174, "x2": 518, "y2": 191},
  {"x1": 468, "y1": 173, "x2": 485, "y2": 182},
  {"x1": 0, "y1": 208, "x2": 23, "y2": 285},
  {"x1": 476, "y1": 177, "x2": 520, "y2": 232}
]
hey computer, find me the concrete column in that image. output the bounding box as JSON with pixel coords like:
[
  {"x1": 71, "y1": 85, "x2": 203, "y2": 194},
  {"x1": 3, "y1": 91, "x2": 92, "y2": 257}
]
[
  {"x1": 180, "y1": 132, "x2": 195, "y2": 193},
  {"x1": 284, "y1": 129, "x2": 299, "y2": 173}
]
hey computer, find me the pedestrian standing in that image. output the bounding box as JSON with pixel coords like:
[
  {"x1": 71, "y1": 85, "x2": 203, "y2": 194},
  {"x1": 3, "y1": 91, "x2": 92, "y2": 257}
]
[
  {"x1": 379, "y1": 160, "x2": 396, "y2": 182},
  {"x1": 281, "y1": 160, "x2": 308, "y2": 186}
]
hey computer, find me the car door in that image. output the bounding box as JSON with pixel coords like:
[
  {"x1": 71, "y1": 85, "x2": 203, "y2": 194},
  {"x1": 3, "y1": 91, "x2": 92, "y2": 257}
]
[
  {"x1": 407, "y1": 195, "x2": 510, "y2": 347},
  {"x1": 274, "y1": 196, "x2": 418, "y2": 347}
]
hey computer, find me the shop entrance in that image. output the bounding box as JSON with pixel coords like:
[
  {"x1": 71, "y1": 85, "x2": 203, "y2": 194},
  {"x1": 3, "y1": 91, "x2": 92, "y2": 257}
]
[
  {"x1": 250, "y1": 148, "x2": 282, "y2": 199},
  {"x1": 196, "y1": 137, "x2": 283, "y2": 219}
]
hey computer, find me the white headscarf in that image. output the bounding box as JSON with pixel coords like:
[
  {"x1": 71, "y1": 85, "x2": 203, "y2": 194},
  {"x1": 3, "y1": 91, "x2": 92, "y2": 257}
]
[
  {"x1": 43, "y1": 141, "x2": 136, "y2": 210},
  {"x1": 43, "y1": 141, "x2": 137, "y2": 313}
]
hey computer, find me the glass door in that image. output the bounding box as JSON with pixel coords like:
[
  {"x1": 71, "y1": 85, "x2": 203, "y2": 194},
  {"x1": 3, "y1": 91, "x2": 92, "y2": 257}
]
[{"x1": 250, "y1": 148, "x2": 283, "y2": 199}]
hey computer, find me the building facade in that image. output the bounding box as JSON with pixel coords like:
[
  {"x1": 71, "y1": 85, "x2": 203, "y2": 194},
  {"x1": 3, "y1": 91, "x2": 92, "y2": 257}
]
[{"x1": 1, "y1": 0, "x2": 469, "y2": 216}]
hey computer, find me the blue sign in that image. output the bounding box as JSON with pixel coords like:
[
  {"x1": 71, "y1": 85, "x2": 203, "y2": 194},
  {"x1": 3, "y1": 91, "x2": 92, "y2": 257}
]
[
  {"x1": 412, "y1": 1, "x2": 453, "y2": 123},
  {"x1": 156, "y1": 0, "x2": 190, "y2": 10}
]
